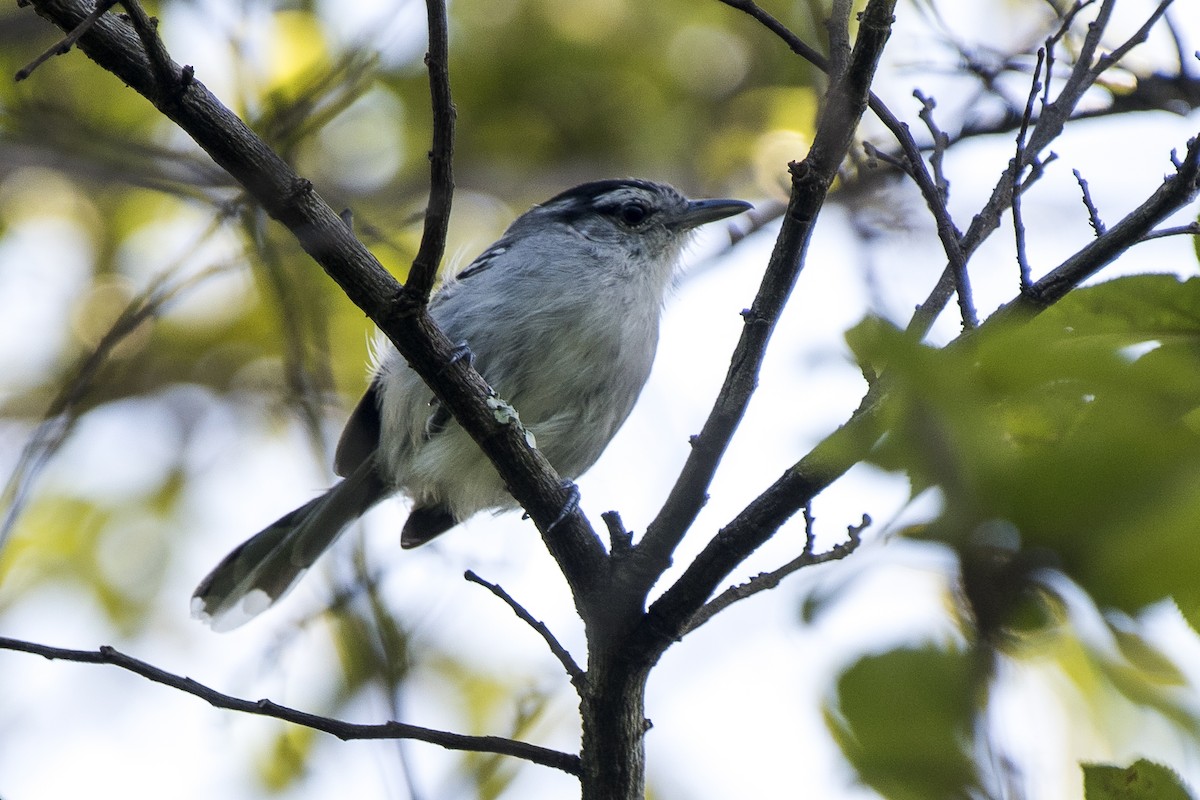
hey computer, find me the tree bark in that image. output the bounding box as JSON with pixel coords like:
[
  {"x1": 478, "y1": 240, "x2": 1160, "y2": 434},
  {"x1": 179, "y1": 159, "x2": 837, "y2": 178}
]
[{"x1": 579, "y1": 655, "x2": 651, "y2": 800}]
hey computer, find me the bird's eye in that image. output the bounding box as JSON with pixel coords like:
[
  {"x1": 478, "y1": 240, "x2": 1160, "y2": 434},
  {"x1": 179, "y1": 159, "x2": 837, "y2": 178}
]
[{"x1": 616, "y1": 201, "x2": 651, "y2": 226}]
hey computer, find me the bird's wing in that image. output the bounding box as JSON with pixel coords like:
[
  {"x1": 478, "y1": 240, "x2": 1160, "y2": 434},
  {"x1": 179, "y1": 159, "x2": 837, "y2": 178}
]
[{"x1": 334, "y1": 378, "x2": 383, "y2": 477}]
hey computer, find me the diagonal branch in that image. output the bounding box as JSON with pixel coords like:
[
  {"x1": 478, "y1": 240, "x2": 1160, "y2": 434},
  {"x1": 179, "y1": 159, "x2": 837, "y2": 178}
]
[
  {"x1": 0, "y1": 636, "x2": 581, "y2": 775},
  {"x1": 907, "y1": 0, "x2": 1178, "y2": 340},
  {"x1": 14, "y1": 0, "x2": 118, "y2": 80},
  {"x1": 464, "y1": 570, "x2": 586, "y2": 690},
  {"x1": 1002, "y1": 135, "x2": 1200, "y2": 316},
  {"x1": 678, "y1": 515, "x2": 868, "y2": 638},
  {"x1": 22, "y1": 0, "x2": 608, "y2": 609},
  {"x1": 644, "y1": 132, "x2": 1200, "y2": 648},
  {"x1": 718, "y1": 0, "x2": 973, "y2": 350},
  {"x1": 629, "y1": 0, "x2": 899, "y2": 605}
]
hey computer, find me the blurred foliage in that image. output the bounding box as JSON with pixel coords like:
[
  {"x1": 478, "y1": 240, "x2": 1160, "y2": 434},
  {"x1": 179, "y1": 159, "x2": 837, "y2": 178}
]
[
  {"x1": 827, "y1": 646, "x2": 982, "y2": 800},
  {"x1": 1083, "y1": 759, "x2": 1197, "y2": 800},
  {"x1": 848, "y1": 274, "x2": 1200, "y2": 634},
  {"x1": 832, "y1": 274, "x2": 1200, "y2": 797}
]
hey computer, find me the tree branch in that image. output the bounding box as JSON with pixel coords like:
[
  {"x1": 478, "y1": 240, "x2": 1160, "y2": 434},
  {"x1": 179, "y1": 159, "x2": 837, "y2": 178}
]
[
  {"x1": 630, "y1": 0, "x2": 898, "y2": 633},
  {"x1": 640, "y1": 382, "x2": 886, "y2": 649},
  {"x1": 717, "y1": 0, "x2": 974, "y2": 342},
  {"x1": 404, "y1": 0, "x2": 455, "y2": 302},
  {"x1": 1012, "y1": 48, "x2": 1045, "y2": 291},
  {"x1": 1004, "y1": 135, "x2": 1200, "y2": 316},
  {"x1": 21, "y1": 0, "x2": 609, "y2": 611},
  {"x1": 0, "y1": 636, "x2": 581, "y2": 775},
  {"x1": 906, "y1": 0, "x2": 1179, "y2": 340},
  {"x1": 464, "y1": 570, "x2": 587, "y2": 690},
  {"x1": 678, "y1": 515, "x2": 868, "y2": 637},
  {"x1": 14, "y1": 0, "x2": 117, "y2": 80}
]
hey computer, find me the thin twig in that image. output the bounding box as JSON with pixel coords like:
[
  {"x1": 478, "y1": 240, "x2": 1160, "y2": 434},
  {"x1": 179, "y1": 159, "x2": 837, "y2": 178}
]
[
  {"x1": 1139, "y1": 221, "x2": 1200, "y2": 242},
  {"x1": 0, "y1": 636, "x2": 582, "y2": 775},
  {"x1": 914, "y1": 90, "x2": 950, "y2": 203},
  {"x1": 1042, "y1": 1, "x2": 1094, "y2": 107},
  {"x1": 862, "y1": 140, "x2": 913, "y2": 176},
  {"x1": 404, "y1": 0, "x2": 456, "y2": 301},
  {"x1": 1073, "y1": 168, "x2": 1106, "y2": 236},
  {"x1": 802, "y1": 502, "x2": 816, "y2": 555},
  {"x1": 915, "y1": 89, "x2": 977, "y2": 329},
  {"x1": 678, "y1": 515, "x2": 868, "y2": 637},
  {"x1": 1087, "y1": 0, "x2": 1174, "y2": 83},
  {"x1": 463, "y1": 571, "x2": 586, "y2": 690},
  {"x1": 1013, "y1": 48, "x2": 1046, "y2": 290},
  {"x1": 14, "y1": 0, "x2": 118, "y2": 80}
]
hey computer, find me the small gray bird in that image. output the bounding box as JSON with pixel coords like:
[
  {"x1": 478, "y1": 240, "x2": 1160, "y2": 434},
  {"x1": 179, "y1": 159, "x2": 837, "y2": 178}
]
[{"x1": 192, "y1": 179, "x2": 751, "y2": 630}]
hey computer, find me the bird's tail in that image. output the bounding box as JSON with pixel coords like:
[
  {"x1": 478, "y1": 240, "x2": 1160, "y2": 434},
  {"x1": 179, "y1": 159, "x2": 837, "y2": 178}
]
[{"x1": 191, "y1": 460, "x2": 387, "y2": 632}]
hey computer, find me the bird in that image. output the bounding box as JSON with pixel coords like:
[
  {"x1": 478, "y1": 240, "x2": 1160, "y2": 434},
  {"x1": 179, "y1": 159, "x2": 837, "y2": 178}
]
[{"x1": 191, "y1": 178, "x2": 752, "y2": 631}]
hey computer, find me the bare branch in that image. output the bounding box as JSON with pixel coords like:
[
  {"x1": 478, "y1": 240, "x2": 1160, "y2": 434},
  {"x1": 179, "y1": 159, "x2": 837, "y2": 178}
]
[
  {"x1": 602, "y1": 510, "x2": 633, "y2": 557},
  {"x1": 1013, "y1": 48, "x2": 1046, "y2": 290},
  {"x1": 679, "y1": 515, "x2": 868, "y2": 637},
  {"x1": 719, "y1": 0, "x2": 974, "y2": 339},
  {"x1": 464, "y1": 570, "x2": 586, "y2": 690},
  {"x1": 640, "y1": 381, "x2": 886, "y2": 650},
  {"x1": 1139, "y1": 221, "x2": 1200, "y2": 242},
  {"x1": 650, "y1": 129, "x2": 1200, "y2": 646},
  {"x1": 863, "y1": 140, "x2": 913, "y2": 176},
  {"x1": 915, "y1": 89, "x2": 977, "y2": 329},
  {"x1": 905, "y1": 0, "x2": 1181, "y2": 341},
  {"x1": 0, "y1": 636, "x2": 581, "y2": 775},
  {"x1": 1087, "y1": 0, "x2": 1174, "y2": 83},
  {"x1": 1009, "y1": 136, "x2": 1200, "y2": 313},
  {"x1": 14, "y1": 0, "x2": 117, "y2": 80},
  {"x1": 1073, "y1": 168, "x2": 1107, "y2": 236},
  {"x1": 636, "y1": 0, "x2": 897, "y2": 576},
  {"x1": 914, "y1": 90, "x2": 950, "y2": 204},
  {"x1": 633, "y1": 0, "x2": 898, "y2": 644},
  {"x1": 717, "y1": 0, "x2": 831, "y2": 75},
  {"x1": 405, "y1": 0, "x2": 456, "y2": 302},
  {"x1": 23, "y1": 0, "x2": 609, "y2": 611},
  {"x1": 826, "y1": 0, "x2": 853, "y2": 79}
]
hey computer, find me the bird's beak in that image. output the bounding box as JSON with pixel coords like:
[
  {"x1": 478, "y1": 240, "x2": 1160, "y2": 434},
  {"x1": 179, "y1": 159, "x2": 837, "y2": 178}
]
[{"x1": 675, "y1": 197, "x2": 753, "y2": 230}]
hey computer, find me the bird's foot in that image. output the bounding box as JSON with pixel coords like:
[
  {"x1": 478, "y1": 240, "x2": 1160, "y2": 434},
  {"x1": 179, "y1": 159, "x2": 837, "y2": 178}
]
[{"x1": 547, "y1": 480, "x2": 581, "y2": 533}]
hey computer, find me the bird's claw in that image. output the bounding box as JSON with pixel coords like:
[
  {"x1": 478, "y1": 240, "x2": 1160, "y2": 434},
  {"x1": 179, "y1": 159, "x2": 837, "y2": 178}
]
[
  {"x1": 441, "y1": 340, "x2": 475, "y2": 374},
  {"x1": 547, "y1": 480, "x2": 581, "y2": 533}
]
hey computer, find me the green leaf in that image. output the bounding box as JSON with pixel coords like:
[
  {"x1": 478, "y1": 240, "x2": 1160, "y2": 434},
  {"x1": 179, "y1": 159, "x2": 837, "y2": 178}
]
[
  {"x1": 257, "y1": 725, "x2": 316, "y2": 793},
  {"x1": 852, "y1": 275, "x2": 1200, "y2": 633},
  {"x1": 827, "y1": 647, "x2": 981, "y2": 800},
  {"x1": 1083, "y1": 759, "x2": 1196, "y2": 800}
]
